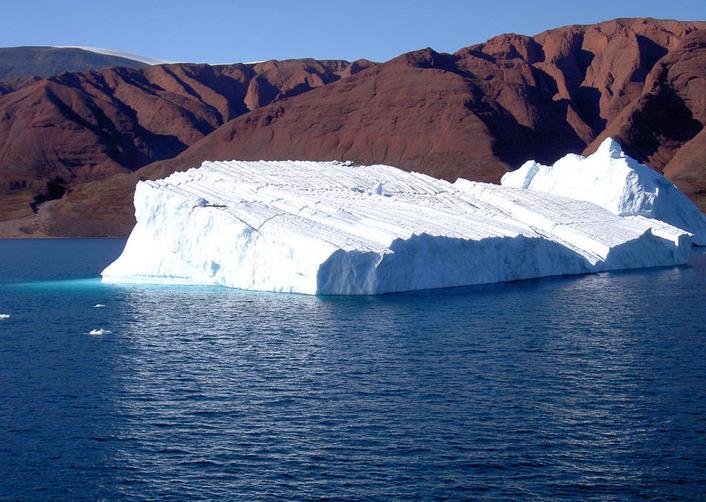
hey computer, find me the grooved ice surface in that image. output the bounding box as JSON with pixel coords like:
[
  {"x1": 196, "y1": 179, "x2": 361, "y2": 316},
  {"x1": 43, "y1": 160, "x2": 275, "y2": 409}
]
[
  {"x1": 502, "y1": 138, "x2": 706, "y2": 245},
  {"x1": 102, "y1": 160, "x2": 692, "y2": 295}
]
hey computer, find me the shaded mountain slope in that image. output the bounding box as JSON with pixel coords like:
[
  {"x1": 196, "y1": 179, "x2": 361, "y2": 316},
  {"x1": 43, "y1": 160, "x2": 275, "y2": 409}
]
[
  {"x1": 586, "y1": 29, "x2": 706, "y2": 209},
  {"x1": 0, "y1": 46, "x2": 149, "y2": 80}
]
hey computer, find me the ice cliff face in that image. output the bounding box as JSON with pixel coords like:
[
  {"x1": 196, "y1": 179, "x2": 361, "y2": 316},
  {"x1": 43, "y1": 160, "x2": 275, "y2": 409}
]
[
  {"x1": 102, "y1": 160, "x2": 692, "y2": 295},
  {"x1": 502, "y1": 138, "x2": 706, "y2": 245}
]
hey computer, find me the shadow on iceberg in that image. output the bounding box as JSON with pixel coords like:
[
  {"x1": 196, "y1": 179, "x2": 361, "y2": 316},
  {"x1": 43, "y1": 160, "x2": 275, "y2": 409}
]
[
  {"x1": 316, "y1": 234, "x2": 595, "y2": 295},
  {"x1": 602, "y1": 229, "x2": 691, "y2": 270}
]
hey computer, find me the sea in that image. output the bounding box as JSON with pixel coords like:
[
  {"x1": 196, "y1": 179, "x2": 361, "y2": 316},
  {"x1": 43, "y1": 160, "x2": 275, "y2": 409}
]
[{"x1": 0, "y1": 238, "x2": 705, "y2": 499}]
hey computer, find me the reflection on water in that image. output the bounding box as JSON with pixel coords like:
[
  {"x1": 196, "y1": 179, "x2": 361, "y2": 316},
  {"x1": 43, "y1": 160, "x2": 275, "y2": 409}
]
[{"x1": 0, "y1": 240, "x2": 705, "y2": 498}]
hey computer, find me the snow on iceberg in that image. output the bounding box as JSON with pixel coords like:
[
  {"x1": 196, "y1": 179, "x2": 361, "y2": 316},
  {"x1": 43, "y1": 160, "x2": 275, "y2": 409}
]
[
  {"x1": 102, "y1": 160, "x2": 691, "y2": 295},
  {"x1": 501, "y1": 138, "x2": 706, "y2": 245}
]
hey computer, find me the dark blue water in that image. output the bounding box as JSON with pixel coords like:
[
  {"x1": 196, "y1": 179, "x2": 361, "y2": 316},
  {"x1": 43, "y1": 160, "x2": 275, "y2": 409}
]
[{"x1": 0, "y1": 239, "x2": 705, "y2": 499}]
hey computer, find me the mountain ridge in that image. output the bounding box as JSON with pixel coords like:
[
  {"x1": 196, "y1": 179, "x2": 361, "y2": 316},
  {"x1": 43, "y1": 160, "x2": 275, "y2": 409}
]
[{"x1": 1, "y1": 18, "x2": 705, "y2": 237}]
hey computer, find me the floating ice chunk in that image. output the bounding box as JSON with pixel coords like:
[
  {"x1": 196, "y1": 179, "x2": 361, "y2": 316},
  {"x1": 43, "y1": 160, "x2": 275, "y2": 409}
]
[
  {"x1": 501, "y1": 138, "x2": 706, "y2": 245},
  {"x1": 0, "y1": 314, "x2": 10, "y2": 319},
  {"x1": 101, "y1": 160, "x2": 692, "y2": 295},
  {"x1": 94, "y1": 304, "x2": 106, "y2": 308},
  {"x1": 89, "y1": 328, "x2": 111, "y2": 335},
  {"x1": 372, "y1": 181, "x2": 384, "y2": 195}
]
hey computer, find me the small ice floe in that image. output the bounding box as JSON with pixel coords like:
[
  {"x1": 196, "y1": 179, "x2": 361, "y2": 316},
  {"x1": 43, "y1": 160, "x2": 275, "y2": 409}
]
[
  {"x1": 372, "y1": 181, "x2": 384, "y2": 195},
  {"x1": 89, "y1": 328, "x2": 112, "y2": 336},
  {"x1": 0, "y1": 314, "x2": 10, "y2": 319},
  {"x1": 94, "y1": 304, "x2": 106, "y2": 308}
]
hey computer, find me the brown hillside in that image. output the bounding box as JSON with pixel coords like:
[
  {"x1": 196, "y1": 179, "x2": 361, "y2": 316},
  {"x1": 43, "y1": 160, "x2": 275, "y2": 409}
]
[{"x1": 2, "y1": 18, "x2": 705, "y2": 237}]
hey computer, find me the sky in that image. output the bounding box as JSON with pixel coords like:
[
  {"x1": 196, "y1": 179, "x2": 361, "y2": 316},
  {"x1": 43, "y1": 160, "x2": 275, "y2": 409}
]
[{"x1": 2, "y1": 0, "x2": 705, "y2": 64}]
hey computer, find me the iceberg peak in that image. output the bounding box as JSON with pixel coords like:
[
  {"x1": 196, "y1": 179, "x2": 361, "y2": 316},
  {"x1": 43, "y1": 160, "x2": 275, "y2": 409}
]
[
  {"x1": 501, "y1": 139, "x2": 706, "y2": 245},
  {"x1": 595, "y1": 137, "x2": 625, "y2": 159}
]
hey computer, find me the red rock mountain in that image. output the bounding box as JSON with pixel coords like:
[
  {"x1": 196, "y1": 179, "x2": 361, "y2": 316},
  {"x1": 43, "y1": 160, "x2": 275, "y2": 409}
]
[
  {"x1": 0, "y1": 59, "x2": 373, "y2": 234},
  {"x1": 1, "y1": 18, "x2": 705, "y2": 237}
]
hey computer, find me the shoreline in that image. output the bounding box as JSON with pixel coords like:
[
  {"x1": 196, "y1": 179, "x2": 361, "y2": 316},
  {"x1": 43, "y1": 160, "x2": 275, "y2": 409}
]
[{"x1": 0, "y1": 235, "x2": 128, "y2": 241}]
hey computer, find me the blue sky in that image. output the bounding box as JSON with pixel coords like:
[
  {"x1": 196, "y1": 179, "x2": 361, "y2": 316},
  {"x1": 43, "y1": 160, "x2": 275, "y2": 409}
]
[{"x1": 3, "y1": 0, "x2": 705, "y2": 63}]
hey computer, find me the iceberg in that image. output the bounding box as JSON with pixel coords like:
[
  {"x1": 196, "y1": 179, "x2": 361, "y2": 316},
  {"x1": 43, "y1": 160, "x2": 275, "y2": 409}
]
[
  {"x1": 502, "y1": 138, "x2": 706, "y2": 245},
  {"x1": 102, "y1": 160, "x2": 691, "y2": 295}
]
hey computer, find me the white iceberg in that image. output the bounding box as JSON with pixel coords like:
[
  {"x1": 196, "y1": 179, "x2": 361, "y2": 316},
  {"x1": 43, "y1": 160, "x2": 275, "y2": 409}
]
[
  {"x1": 501, "y1": 138, "x2": 706, "y2": 245},
  {"x1": 102, "y1": 160, "x2": 691, "y2": 295},
  {"x1": 94, "y1": 304, "x2": 106, "y2": 308},
  {"x1": 0, "y1": 314, "x2": 10, "y2": 319},
  {"x1": 89, "y1": 328, "x2": 112, "y2": 335}
]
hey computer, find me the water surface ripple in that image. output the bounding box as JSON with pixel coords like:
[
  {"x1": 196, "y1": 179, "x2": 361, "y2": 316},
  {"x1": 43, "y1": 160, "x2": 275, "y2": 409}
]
[{"x1": 0, "y1": 239, "x2": 705, "y2": 498}]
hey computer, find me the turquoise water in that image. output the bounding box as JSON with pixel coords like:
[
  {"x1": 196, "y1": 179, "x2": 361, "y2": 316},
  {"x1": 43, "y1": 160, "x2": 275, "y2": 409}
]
[{"x1": 1, "y1": 239, "x2": 705, "y2": 499}]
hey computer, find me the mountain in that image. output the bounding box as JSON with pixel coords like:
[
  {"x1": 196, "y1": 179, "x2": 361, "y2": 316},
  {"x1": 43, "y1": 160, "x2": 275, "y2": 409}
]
[
  {"x1": 0, "y1": 46, "x2": 152, "y2": 81},
  {"x1": 146, "y1": 19, "x2": 705, "y2": 173},
  {"x1": 0, "y1": 18, "x2": 705, "y2": 237},
  {"x1": 0, "y1": 58, "x2": 373, "y2": 235}
]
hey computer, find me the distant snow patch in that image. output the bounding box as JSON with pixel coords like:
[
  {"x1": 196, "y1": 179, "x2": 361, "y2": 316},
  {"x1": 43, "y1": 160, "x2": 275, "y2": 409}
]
[{"x1": 53, "y1": 46, "x2": 172, "y2": 65}]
